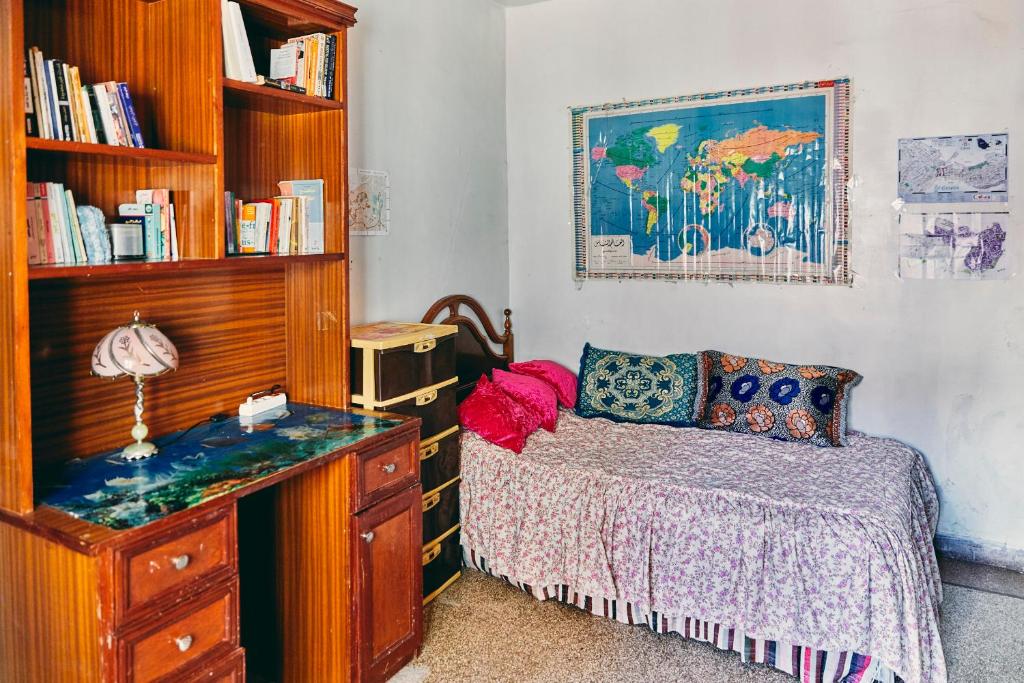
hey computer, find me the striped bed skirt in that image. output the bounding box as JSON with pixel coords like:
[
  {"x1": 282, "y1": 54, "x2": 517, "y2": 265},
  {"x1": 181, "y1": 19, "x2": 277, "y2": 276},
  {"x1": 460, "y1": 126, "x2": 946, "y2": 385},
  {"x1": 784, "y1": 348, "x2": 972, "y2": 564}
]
[{"x1": 464, "y1": 548, "x2": 902, "y2": 683}]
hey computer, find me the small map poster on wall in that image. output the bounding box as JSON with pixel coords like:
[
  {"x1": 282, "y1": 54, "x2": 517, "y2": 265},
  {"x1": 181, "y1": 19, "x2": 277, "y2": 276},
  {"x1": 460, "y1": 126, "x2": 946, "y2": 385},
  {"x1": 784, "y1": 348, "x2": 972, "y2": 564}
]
[
  {"x1": 572, "y1": 79, "x2": 851, "y2": 285},
  {"x1": 349, "y1": 168, "x2": 390, "y2": 236},
  {"x1": 898, "y1": 134, "x2": 1008, "y2": 204}
]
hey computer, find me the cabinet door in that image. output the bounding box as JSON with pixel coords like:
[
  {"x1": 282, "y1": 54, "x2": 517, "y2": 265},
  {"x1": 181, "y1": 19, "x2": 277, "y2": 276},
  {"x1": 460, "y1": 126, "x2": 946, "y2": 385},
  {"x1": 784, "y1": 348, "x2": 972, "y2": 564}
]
[{"x1": 353, "y1": 485, "x2": 423, "y2": 683}]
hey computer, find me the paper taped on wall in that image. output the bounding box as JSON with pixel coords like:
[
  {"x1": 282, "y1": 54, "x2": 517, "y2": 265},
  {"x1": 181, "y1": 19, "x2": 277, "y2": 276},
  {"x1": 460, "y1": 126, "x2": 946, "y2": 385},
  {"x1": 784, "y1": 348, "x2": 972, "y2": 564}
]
[{"x1": 350, "y1": 168, "x2": 390, "y2": 236}]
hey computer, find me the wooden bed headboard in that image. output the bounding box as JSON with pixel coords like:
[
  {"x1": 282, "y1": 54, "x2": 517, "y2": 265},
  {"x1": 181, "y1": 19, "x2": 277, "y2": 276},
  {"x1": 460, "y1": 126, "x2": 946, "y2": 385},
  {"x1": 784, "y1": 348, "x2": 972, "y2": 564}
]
[{"x1": 422, "y1": 295, "x2": 513, "y2": 402}]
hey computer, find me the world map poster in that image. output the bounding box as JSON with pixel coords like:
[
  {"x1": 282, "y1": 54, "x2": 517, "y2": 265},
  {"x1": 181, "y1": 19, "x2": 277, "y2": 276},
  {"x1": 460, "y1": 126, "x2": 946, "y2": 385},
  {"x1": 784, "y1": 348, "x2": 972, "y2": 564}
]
[{"x1": 572, "y1": 80, "x2": 851, "y2": 284}]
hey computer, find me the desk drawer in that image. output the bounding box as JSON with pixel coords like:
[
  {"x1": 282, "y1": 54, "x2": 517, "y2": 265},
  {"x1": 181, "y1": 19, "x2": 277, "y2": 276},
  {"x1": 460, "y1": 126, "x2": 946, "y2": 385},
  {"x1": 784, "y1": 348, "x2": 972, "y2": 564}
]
[
  {"x1": 356, "y1": 439, "x2": 418, "y2": 511},
  {"x1": 120, "y1": 580, "x2": 238, "y2": 682},
  {"x1": 422, "y1": 478, "x2": 459, "y2": 545},
  {"x1": 116, "y1": 507, "x2": 236, "y2": 623},
  {"x1": 420, "y1": 427, "x2": 460, "y2": 493}
]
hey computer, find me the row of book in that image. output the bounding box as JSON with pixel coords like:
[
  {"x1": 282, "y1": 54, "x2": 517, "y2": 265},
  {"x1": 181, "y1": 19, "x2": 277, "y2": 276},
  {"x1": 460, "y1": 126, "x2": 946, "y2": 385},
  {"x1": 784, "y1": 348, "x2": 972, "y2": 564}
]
[
  {"x1": 27, "y1": 184, "x2": 178, "y2": 265},
  {"x1": 269, "y1": 33, "x2": 337, "y2": 99},
  {"x1": 220, "y1": 0, "x2": 336, "y2": 99},
  {"x1": 25, "y1": 47, "x2": 144, "y2": 147},
  {"x1": 225, "y1": 179, "x2": 325, "y2": 255}
]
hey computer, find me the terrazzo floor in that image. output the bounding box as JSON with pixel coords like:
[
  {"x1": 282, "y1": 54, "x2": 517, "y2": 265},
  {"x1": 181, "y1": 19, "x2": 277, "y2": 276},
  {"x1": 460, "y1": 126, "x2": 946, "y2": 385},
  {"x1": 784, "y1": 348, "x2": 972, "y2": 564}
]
[{"x1": 393, "y1": 558, "x2": 1024, "y2": 683}]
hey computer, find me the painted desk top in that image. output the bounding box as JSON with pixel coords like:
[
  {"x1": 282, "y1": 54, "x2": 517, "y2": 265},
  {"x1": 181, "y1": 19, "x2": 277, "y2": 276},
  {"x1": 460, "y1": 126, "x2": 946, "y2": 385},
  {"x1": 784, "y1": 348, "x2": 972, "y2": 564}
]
[{"x1": 38, "y1": 404, "x2": 402, "y2": 530}]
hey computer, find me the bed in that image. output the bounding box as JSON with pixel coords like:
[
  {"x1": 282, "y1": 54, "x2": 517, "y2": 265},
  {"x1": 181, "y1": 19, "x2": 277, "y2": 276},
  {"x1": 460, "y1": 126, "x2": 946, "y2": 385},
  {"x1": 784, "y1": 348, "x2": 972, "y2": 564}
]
[{"x1": 422, "y1": 295, "x2": 945, "y2": 683}]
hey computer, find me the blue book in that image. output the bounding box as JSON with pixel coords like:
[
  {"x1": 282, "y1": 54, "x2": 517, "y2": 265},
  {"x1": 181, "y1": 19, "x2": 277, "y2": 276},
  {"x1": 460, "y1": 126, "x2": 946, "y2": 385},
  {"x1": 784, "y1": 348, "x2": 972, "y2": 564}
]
[
  {"x1": 43, "y1": 59, "x2": 61, "y2": 140},
  {"x1": 278, "y1": 179, "x2": 324, "y2": 254},
  {"x1": 117, "y1": 83, "x2": 145, "y2": 148}
]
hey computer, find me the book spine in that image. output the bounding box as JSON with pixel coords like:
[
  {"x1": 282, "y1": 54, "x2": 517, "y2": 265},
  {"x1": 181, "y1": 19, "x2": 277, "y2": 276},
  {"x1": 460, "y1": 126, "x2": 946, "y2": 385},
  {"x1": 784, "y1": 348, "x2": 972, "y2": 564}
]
[
  {"x1": 143, "y1": 205, "x2": 160, "y2": 260},
  {"x1": 104, "y1": 83, "x2": 130, "y2": 147},
  {"x1": 54, "y1": 62, "x2": 77, "y2": 141},
  {"x1": 324, "y1": 35, "x2": 337, "y2": 100},
  {"x1": 84, "y1": 85, "x2": 106, "y2": 144},
  {"x1": 65, "y1": 189, "x2": 87, "y2": 263},
  {"x1": 117, "y1": 83, "x2": 145, "y2": 148},
  {"x1": 68, "y1": 66, "x2": 89, "y2": 143},
  {"x1": 43, "y1": 60, "x2": 62, "y2": 140},
  {"x1": 169, "y1": 201, "x2": 179, "y2": 260},
  {"x1": 239, "y1": 204, "x2": 257, "y2": 253},
  {"x1": 29, "y1": 49, "x2": 49, "y2": 139},
  {"x1": 24, "y1": 57, "x2": 38, "y2": 137}
]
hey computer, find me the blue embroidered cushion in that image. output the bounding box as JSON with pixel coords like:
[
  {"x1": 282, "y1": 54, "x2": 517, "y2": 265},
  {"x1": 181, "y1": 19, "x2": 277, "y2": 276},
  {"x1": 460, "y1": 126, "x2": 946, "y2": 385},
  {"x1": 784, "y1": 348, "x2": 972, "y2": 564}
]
[
  {"x1": 575, "y1": 343, "x2": 705, "y2": 427},
  {"x1": 698, "y1": 350, "x2": 862, "y2": 447}
]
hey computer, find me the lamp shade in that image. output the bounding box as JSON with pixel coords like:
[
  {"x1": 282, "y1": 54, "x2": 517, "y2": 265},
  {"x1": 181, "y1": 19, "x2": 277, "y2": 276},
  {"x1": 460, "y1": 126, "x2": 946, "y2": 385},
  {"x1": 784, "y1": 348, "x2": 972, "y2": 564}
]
[{"x1": 92, "y1": 311, "x2": 179, "y2": 379}]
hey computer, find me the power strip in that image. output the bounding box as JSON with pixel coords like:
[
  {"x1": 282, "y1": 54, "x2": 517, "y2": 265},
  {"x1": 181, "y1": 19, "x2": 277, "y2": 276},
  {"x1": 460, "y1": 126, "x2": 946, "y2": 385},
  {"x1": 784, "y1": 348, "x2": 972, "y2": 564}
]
[{"x1": 239, "y1": 392, "x2": 288, "y2": 419}]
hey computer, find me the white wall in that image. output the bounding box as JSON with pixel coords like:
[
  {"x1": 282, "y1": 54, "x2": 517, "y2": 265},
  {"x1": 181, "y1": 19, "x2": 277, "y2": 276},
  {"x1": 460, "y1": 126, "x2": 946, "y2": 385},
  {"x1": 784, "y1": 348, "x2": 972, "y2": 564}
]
[
  {"x1": 347, "y1": 0, "x2": 509, "y2": 324},
  {"x1": 506, "y1": 0, "x2": 1024, "y2": 551}
]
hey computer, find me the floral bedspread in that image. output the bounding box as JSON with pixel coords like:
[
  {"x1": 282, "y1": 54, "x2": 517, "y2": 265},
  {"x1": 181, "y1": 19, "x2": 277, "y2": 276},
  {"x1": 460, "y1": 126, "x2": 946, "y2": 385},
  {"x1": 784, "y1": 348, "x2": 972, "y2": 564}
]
[{"x1": 460, "y1": 411, "x2": 945, "y2": 683}]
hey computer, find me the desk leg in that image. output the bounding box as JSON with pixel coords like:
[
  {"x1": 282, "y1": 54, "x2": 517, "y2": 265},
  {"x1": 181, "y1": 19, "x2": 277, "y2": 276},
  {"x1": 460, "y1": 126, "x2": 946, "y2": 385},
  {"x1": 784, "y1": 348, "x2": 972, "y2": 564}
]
[{"x1": 275, "y1": 455, "x2": 353, "y2": 682}]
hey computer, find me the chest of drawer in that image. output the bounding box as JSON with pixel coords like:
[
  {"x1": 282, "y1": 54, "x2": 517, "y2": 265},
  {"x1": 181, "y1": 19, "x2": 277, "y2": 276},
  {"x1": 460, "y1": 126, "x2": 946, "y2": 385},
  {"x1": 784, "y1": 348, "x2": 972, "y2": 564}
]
[
  {"x1": 117, "y1": 580, "x2": 239, "y2": 683},
  {"x1": 355, "y1": 438, "x2": 419, "y2": 511},
  {"x1": 114, "y1": 507, "x2": 236, "y2": 624},
  {"x1": 422, "y1": 526, "x2": 461, "y2": 605},
  {"x1": 183, "y1": 647, "x2": 245, "y2": 682},
  {"x1": 422, "y1": 477, "x2": 459, "y2": 546},
  {"x1": 419, "y1": 426, "x2": 460, "y2": 494},
  {"x1": 351, "y1": 322, "x2": 458, "y2": 404}
]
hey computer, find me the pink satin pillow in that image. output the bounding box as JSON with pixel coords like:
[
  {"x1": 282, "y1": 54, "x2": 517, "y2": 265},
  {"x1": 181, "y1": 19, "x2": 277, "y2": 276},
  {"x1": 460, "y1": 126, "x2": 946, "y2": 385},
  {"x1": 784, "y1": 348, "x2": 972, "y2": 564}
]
[
  {"x1": 458, "y1": 374, "x2": 534, "y2": 453},
  {"x1": 493, "y1": 368, "x2": 559, "y2": 432},
  {"x1": 508, "y1": 359, "x2": 578, "y2": 408}
]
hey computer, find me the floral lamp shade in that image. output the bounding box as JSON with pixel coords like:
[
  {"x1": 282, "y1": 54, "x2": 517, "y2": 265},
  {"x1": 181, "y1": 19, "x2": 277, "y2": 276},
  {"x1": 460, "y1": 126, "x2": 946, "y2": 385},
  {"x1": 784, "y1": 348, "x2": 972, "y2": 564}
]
[
  {"x1": 92, "y1": 314, "x2": 179, "y2": 378},
  {"x1": 92, "y1": 311, "x2": 178, "y2": 460}
]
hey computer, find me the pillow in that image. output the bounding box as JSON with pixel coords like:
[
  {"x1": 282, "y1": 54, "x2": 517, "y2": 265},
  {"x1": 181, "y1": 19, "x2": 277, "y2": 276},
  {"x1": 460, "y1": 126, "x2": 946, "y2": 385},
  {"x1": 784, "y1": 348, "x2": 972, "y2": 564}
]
[
  {"x1": 508, "y1": 359, "x2": 577, "y2": 408},
  {"x1": 575, "y1": 343, "x2": 704, "y2": 427},
  {"x1": 493, "y1": 368, "x2": 559, "y2": 432},
  {"x1": 458, "y1": 374, "x2": 535, "y2": 453},
  {"x1": 698, "y1": 350, "x2": 862, "y2": 447}
]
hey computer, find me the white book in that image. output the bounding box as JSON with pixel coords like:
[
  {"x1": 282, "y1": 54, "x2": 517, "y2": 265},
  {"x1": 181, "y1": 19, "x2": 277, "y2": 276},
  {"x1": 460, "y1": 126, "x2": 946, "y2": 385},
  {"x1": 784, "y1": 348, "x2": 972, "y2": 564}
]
[
  {"x1": 92, "y1": 84, "x2": 119, "y2": 146},
  {"x1": 169, "y1": 203, "x2": 179, "y2": 259},
  {"x1": 276, "y1": 197, "x2": 293, "y2": 254},
  {"x1": 221, "y1": 0, "x2": 242, "y2": 80},
  {"x1": 45, "y1": 183, "x2": 68, "y2": 263},
  {"x1": 254, "y1": 202, "x2": 272, "y2": 252},
  {"x1": 28, "y1": 49, "x2": 49, "y2": 139},
  {"x1": 315, "y1": 34, "x2": 326, "y2": 96},
  {"x1": 229, "y1": 2, "x2": 258, "y2": 83},
  {"x1": 65, "y1": 189, "x2": 87, "y2": 263},
  {"x1": 269, "y1": 43, "x2": 299, "y2": 81}
]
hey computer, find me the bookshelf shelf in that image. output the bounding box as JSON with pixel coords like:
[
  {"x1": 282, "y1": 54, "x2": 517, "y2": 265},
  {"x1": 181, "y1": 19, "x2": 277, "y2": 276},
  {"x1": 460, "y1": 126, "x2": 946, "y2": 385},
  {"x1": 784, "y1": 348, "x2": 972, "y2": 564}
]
[
  {"x1": 223, "y1": 77, "x2": 344, "y2": 114},
  {"x1": 25, "y1": 138, "x2": 218, "y2": 165},
  {"x1": 27, "y1": 253, "x2": 345, "y2": 281}
]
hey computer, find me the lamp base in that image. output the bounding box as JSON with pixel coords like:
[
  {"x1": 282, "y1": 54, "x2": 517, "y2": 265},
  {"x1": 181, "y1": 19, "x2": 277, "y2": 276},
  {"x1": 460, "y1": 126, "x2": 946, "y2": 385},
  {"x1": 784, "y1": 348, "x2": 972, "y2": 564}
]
[{"x1": 122, "y1": 441, "x2": 158, "y2": 461}]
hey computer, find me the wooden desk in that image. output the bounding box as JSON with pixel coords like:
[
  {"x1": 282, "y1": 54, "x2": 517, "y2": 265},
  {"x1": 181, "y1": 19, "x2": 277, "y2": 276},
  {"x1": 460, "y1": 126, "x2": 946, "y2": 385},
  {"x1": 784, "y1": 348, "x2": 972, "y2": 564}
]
[{"x1": 0, "y1": 404, "x2": 422, "y2": 682}]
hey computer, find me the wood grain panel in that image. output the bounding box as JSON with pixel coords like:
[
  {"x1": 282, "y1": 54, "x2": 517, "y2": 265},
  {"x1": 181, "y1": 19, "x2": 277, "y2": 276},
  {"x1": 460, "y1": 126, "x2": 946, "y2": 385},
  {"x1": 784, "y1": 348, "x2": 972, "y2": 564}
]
[
  {"x1": 30, "y1": 270, "x2": 288, "y2": 464},
  {"x1": 0, "y1": 522, "x2": 103, "y2": 682},
  {"x1": 0, "y1": 0, "x2": 34, "y2": 512},
  {"x1": 286, "y1": 260, "x2": 349, "y2": 408},
  {"x1": 274, "y1": 455, "x2": 353, "y2": 682}
]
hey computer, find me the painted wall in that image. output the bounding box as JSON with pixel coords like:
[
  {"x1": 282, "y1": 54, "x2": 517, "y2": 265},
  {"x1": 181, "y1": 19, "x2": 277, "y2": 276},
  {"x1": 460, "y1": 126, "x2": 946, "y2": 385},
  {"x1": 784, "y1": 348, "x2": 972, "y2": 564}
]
[
  {"x1": 347, "y1": 0, "x2": 509, "y2": 325},
  {"x1": 505, "y1": 0, "x2": 1024, "y2": 552}
]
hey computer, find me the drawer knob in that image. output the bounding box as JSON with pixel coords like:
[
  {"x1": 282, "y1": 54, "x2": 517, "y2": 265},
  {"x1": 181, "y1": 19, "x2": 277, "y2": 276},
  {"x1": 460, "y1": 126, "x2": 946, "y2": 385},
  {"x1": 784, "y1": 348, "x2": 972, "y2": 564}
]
[
  {"x1": 170, "y1": 554, "x2": 191, "y2": 571},
  {"x1": 361, "y1": 531, "x2": 375, "y2": 543},
  {"x1": 381, "y1": 462, "x2": 396, "y2": 474},
  {"x1": 415, "y1": 390, "x2": 438, "y2": 406},
  {"x1": 175, "y1": 635, "x2": 193, "y2": 652},
  {"x1": 420, "y1": 442, "x2": 440, "y2": 461}
]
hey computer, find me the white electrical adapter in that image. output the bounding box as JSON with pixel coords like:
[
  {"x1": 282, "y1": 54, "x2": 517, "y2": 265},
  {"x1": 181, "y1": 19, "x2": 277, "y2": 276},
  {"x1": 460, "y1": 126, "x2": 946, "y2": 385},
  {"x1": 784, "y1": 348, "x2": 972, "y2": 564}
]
[{"x1": 239, "y1": 390, "x2": 288, "y2": 421}]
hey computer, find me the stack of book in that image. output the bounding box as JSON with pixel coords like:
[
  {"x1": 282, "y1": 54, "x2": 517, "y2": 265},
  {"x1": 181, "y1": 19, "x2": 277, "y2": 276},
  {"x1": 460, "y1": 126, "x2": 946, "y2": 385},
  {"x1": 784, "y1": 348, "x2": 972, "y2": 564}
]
[
  {"x1": 269, "y1": 34, "x2": 337, "y2": 99},
  {"x1": 26, "y1": 184, "x2": 178, "y2": 265},
  {"x1": 225, "y1": 179, "x2": 324, "y2": 256},
  {"x1": 25, "y1": 47, "x2": 144, "y2": 147}
]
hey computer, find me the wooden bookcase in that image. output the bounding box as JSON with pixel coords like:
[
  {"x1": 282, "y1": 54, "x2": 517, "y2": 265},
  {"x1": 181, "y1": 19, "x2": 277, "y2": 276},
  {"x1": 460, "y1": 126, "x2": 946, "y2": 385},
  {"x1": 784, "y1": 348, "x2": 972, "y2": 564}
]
[{"x1": 0, "y1": 0, "x2": 356, "y2": 514}]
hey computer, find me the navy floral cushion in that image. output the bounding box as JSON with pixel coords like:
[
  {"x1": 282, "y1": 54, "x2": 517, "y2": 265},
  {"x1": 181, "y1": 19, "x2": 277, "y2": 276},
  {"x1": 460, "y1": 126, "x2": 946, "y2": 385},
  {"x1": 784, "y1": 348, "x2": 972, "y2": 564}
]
[
  {"x1": 576, "y1": 343, "x2": 705, "y2": 427},
  {"x1": 698, "y1": 350, "x2": 862, "y2": 447}
]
